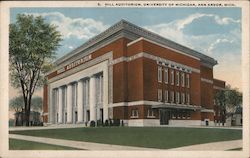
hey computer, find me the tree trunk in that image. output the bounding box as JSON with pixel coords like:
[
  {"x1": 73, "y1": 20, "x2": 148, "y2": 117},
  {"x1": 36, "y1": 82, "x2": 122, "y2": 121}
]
[{"x1": 25, "y1": 96, "x2": 33, "y2": 126}]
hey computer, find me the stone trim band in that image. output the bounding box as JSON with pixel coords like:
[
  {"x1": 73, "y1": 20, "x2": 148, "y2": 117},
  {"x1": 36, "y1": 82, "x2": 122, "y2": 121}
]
[{"x1": 111, "y1": 52, "x2": 200, "y2": 74}]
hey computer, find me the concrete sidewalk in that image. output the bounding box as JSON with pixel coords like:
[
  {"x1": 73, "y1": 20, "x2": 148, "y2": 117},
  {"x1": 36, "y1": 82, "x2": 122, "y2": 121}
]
[
  {"x1": 169, "y1": 139, "x2": 242, "y2": 151},
  {"x1": 9, "y1": 134, "x2": 159, "y2": 150},
  {"x1": 9, "y1": 125, "x2": 242, "y2": 132}
]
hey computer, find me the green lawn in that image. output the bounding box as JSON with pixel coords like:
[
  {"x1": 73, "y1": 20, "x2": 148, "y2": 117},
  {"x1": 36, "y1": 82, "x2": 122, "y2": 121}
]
[
  {"x1": 10, "y1": 127, "x2": 242, "y2": 149},
  {"x1": 9, "y1": 138, "x2": 81, "y2": 150}
]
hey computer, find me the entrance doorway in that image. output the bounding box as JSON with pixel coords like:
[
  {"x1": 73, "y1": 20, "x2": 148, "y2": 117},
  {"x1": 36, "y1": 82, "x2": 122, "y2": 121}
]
[
  {"x1": 75, "y1": 111, "x2": 78, "y2": 124},
  {"x1": 160, "y1": 109, "x2": 171, "y2": 125},
  {"x1": 87, "y1": 110, "x2": 90, "y2": 122},
  {"x1": 100, "y1": 109, "x2": 103, "y2": 122}
]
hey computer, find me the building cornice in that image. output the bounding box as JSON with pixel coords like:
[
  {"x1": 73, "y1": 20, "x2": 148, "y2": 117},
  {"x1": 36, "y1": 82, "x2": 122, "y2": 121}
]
[{"x1": 54, "y1": 20, "x2": 217, "y2": 67}]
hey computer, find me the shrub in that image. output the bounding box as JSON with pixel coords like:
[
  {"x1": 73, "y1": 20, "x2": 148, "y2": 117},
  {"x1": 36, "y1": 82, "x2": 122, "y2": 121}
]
[
  {"x1": 109, "y1": 119, "x2": 113, "y2": 126},
  {"x1": 90, "y1": 120, "x2": 96, "y2": 127},
  {"x1": 104, "y1": 119, "x2": 109, "y2": 126},
  {"x1": 85, "y1": 121, "x2": 88, "y2": 127}
]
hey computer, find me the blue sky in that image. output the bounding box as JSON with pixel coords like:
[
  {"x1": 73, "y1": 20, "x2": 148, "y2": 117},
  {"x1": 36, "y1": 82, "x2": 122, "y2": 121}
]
[{"x1": 10, "y1": 7, "x2": 242, "y2": 90}]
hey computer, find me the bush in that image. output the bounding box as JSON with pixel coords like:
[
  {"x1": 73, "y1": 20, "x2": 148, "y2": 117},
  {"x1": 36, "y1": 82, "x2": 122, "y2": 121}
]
[
  {"x1": 90, "y1": 120, "x2": 96, "y2": 127},
  {"x1": 104, "y1": 120, "x2": 109, "y2": 126},
  {"x1": 109, "y1": 119, "x2": 113, "y2": 126},
  {"x1": 85, "y1": 121, "x2": 88, "y2": 127}
]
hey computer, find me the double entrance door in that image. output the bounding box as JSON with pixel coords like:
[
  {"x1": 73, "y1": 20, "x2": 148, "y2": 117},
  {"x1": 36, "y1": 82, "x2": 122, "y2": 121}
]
[{"x1": 160, "y1": 109, "x2": 171, "y2": 125}]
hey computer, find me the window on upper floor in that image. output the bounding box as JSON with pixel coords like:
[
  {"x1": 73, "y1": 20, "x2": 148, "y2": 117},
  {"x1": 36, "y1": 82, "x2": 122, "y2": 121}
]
[
  {"x1": 158, "y1": 89, "x2": 162, "y2": 102},
  {"x1": 158, "y1": 66, "x2": 162, "y2": 83},
  {"x1": 176, "y1": 71, "x2": 180, "y2": 86},
  {"x1": 186, "y1": 74, "x2": 190, "y2": 88},
  {"x1": 181, "y1": 73, "x2": 185, "y2": 87},
  {"x1": 171, "y1": 69, "x2": 174, "y2": 85},
  {"x1": 164, "y1": 90, "x2": 169, "y2": 103},
  {"x1": 176, "y1": 92, "x2": 180, "y2": 104},
  {"x1": 164, "y1": 68, "x2": 168, "y2": 84}
]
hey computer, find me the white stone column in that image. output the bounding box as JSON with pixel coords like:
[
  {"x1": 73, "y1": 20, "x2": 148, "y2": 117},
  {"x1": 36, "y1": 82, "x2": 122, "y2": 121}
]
[
  {"x1": 77, "y1": 80, "x2": 84, "y2": 123},
  {"x1": 96, "y1": 76, "x2": 101, "y2": 121},
  {"x1": 58, "y1": 87, "x2": 63, "y2": 124},
  {"x1": 48, "y1": 87, "x2": 53, "y2": 123},
  {"x1": 103, "y1": 66, "x2": 109, "y2": 122},
  {"x1": 83, "y1": 80, "x2": 88, "y2": 123},
  {"x1": 89, "y1": 75, "x2": 96, "y2": 122},
  {"x1": 67, "y1": 83, "x2": 73, "y2": 123}
]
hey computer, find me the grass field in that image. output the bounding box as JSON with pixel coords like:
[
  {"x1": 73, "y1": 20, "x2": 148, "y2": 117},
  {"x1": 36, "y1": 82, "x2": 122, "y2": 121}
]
[
  {"x1": 10, "y1": 127, "x2": 242, "y2": 149},
  {"x1": 9, "y1": 138, "x2": 81, "y2": 150}
]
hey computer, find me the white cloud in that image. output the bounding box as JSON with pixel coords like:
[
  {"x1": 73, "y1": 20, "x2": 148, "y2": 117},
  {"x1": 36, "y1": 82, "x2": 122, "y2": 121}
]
[
  {"x1": 144, "y1": 13, "x2": 241, "y2": 90},
  {"x1": 144, "y1": 13, "x2": 241, "y2": 56},
  {"x1": 27, "y1": 12, "x2": 109, "y2": 40},
  {"x1": 207, "y1": 38, "x2": 234, "y2": 54},
  {"x1": 176, "y1": 13, "x2": 240, "y2": 30},
  {"x1": 68, "y1": 46, "x2": 74, "y2": 49}
]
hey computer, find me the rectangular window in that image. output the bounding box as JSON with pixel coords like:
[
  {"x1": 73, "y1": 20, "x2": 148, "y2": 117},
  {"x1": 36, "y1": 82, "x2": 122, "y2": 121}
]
[
  {"x1": 176, "y1": 71, "x2": 180, "y2": 86},
  {"x1": 164, "y1": 68, "x2": 168, "y2": 84},
  {"x1": 171, "y1": 91, "x2": 175, "y2": 103},
  {"x1": 186, "y1": 92, "x2": 190, "y2": 104},
  {"x1": 181, "y1": 93, "x2": 185, "y2": 104},
  {"x1": 181, "y1": 73, "x2": 185, "y2": 87},
  {"x1": 147, "y1": 109, "x2": 155, "y2": 118},
  {"x1": 158, "y1": 66, "x2": 162, "y2": 82},
  {"x1": 186, "y1": 74, "x2": 190, "y2": 88},
  {"x1": 176, "y1": 92, "x2": 180, "y2": 103},
  {"x1": 164, "y1": 90, "x2": 169, "y2": 103},
  {"x1": 131, "y1": 109, "x2": 139, "y2": 118},
  {"x1": 171, "y1": 69, "x2": 174, "y2": 85},
  {"x1": 158, "y1": 89, "x2": 162, "y2": 102}
]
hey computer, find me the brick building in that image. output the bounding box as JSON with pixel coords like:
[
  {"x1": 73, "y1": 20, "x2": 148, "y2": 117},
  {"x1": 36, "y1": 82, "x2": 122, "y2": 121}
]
[{"x1": 43, "y1": 20, "x2": 225, "y2": 126}]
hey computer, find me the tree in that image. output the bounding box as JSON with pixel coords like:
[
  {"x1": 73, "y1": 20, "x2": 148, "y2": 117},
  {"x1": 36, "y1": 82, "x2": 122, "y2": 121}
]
[
  {"x1": 9, "y1": 14, "x2": 62, "y2": 126},
  {"x1": 9, "y1": 96, "x2": 24, "y2": 112},
  {"x1": 31, "y1": 96, "x2": 43, "y2": 112},
  {"x1": 225, "y1": 87, "x2": 242, "y2": 114},
  {"x1": 215, "y1": 89, "x2": 226, "y2": 125},
  {"x1": 214, "y1": 85, "x2": 242, "y2": 126}
]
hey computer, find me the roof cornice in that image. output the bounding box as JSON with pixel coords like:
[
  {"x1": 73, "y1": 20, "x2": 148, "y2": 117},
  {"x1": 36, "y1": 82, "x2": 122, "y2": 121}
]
[{"x1": 55, "y1": 19, "x2": 217, "y2": 67}]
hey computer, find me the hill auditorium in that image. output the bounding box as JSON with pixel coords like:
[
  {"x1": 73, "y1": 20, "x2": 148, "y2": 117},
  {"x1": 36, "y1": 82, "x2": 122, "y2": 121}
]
[{"x1": 43, "y1": 20, "x2": 225, "y2": 127}]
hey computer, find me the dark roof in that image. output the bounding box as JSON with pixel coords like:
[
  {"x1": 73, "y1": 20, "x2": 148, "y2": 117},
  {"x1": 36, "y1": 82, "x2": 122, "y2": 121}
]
[{"x1": 55, "y1": 19, "x2": 217, "y2": 67}]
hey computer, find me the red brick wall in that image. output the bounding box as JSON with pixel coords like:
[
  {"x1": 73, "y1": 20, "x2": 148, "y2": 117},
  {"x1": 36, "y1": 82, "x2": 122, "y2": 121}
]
[
  {"x1": 127, "y1": 58, "x2": 144, "y2": 101},
  {"x1": 200, "y1": 65, "x2": 214, "y2": 109}
]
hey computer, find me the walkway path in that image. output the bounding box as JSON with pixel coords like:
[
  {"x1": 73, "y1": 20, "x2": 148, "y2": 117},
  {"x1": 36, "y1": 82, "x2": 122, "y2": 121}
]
[
  {"x1": 9, "y1": 125, "x2": 242, "y2": 131},
  {"x1": 9, "y1": 134, "x2": 159, "y2": 150},
  {"x1": 9, "y1": 134, "x2": 242, "y2": 151},
  {"x1": 169, "y1": 139, "x2": 242, "y2": 151}
]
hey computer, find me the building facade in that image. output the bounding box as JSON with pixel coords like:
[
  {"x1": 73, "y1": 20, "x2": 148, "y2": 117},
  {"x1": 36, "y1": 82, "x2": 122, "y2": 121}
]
[{"x1": 43, "y1": 20, "x2": 225, "y2": 126}]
